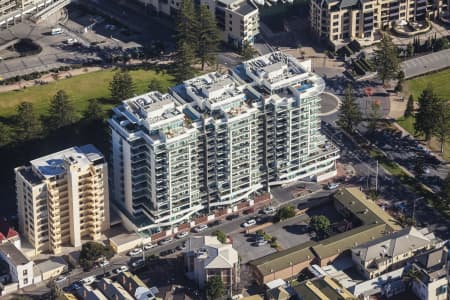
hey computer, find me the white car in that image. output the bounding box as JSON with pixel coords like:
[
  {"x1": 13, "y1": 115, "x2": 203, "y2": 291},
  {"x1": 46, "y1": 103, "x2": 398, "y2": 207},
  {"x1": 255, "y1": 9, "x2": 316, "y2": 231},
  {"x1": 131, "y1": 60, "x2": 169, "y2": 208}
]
[
  {"x1": 54, "y1": 275, "x2": 67, "y2": 283},
  {"x1": 194, "y1": 224, "x2": 208, "y2": 233},
  {"x1": 128, "y1": 248, "x2": 143, "y2": 256},
  {"x1": 326, "y1": 182, "x2": 340, "y2": 190},
  {"x1": 80, "y1": 276, "x2": 95, "y2": 285},
  {"x1": 242, "y1": 219, "x2": 256, "y2": 228},
  {"x1": 176, "y1": 231, "x2": 189, "y2": 239},
  {"x1": 114, "y1": 265, "x2": 129, "y2": 274},
  {"x1": 144, "y1": 243, "x2": 156, "y2": 250},
  {"x1": 131, "y1": 259, "x2": 145, "y2": 268},
  {"x1": 159, "y1": 237, "x2": 173, "y2": 245},
  {"x1": 262, "y1": 207, "x2": 276, "y2": 215},
  {"x1": 98, "y1": 260, "x2": 109, "y2": 267}
]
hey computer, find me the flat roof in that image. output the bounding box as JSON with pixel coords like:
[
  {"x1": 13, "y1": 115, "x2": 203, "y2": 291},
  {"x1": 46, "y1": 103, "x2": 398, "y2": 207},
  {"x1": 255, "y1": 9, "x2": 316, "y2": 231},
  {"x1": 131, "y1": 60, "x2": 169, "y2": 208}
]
[
  {"x1": 235, "y1": 1, "x2": 257, "y2": 15},
  {"x1": 37, "y1": 256, "x2": 67, "y2": 273},
  {"x1": 30, "y1": 144, "x2": 104, "y2": 179},
  {"x1": 250, "y1": 241, "x2": 316, "y2": 276},
  {"x1": 293, "y1": 276, "x2": 354, "y2": 300}
]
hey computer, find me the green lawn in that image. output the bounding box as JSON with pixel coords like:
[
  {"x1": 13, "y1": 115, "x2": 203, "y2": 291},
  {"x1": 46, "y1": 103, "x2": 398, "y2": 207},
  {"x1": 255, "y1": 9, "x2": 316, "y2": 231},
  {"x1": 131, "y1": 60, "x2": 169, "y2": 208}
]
[
  {"x1": 0, "y1": 69, "x2": 174, "y2": 118},
  {"x1": 406, "y1": 68, "x2": 450, "y2": 100}
]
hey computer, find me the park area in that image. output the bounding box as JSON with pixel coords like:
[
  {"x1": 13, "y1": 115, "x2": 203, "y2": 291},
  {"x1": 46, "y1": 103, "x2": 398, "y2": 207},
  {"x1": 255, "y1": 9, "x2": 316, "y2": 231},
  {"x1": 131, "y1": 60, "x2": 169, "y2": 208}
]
[
  {"x1": 397, "y1": 68, "x2": 450, "y2": 160},
  {"x1": 0, "y1": 68, "x2": 174, "y2": 118}
]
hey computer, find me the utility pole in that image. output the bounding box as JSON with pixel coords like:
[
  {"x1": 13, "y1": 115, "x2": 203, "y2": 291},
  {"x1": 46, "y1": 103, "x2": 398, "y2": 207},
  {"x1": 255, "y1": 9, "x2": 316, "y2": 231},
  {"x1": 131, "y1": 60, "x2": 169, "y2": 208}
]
[
  {"x1": 412, "y1": 197, "x2": 423, "y2": 225},
  {"x1": 375, "y1": 160, "x2": 379, "y2": 192}
]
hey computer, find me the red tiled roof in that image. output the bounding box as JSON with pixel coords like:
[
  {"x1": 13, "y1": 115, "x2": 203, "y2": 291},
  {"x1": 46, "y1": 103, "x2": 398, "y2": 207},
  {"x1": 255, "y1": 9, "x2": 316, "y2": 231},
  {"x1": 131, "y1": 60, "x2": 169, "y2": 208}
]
[{"x1": 0, "y1": 219, "x2": 18, "y2": 242}]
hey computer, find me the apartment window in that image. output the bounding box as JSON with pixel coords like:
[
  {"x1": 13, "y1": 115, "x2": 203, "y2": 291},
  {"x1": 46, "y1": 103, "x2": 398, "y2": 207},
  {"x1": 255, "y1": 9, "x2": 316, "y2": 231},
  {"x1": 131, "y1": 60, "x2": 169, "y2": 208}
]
[
  {"x1": 229, "y1": 20, "x2": 232, "y2": 24},
  {"x1": 333, "y1": 28, "x2": 339, "y2": 33},
  {"x1": 333, "y1": 21, "x2": 339, "y2": 26},
  {"x1": 24, "y1": 278, "x2": 28, "y2": 285},
  {"x1": 23, "y1": 270, "x2": 28, "y2": 276},
  {"x1": 333, "y1": 14, "x2": 338, "y2": 19},
  {"x1": 229, "y1": 27, "x2": 232, "y2": 31}
]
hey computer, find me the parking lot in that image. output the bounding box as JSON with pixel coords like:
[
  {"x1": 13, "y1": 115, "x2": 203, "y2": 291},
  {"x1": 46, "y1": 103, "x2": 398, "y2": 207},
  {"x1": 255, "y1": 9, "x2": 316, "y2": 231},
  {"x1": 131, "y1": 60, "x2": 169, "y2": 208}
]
[{"x1": 231, "y1": 203, "x2": 344, "y2": 263}]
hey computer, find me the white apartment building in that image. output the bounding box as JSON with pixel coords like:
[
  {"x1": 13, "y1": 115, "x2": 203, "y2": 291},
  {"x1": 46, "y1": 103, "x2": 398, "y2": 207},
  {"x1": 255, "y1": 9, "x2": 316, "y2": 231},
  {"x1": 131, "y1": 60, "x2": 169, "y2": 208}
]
[
  {"x1": 109, "y1": 52, "x2": 339, "y2": 233},
  {"x1": 133, "y1": 0, "x2": 259, "y2": 47},
  {"x1": 184, "y1": 236, "x2": 239, "y2": 289},
  {"x1": 15, "y1": 145, "x2": 110, "y2": 255},
  {"x1": 0, "y1": 242, "x2": 34, "y2": 288},
  {"x1": 310, "y1": 0, "x2": 449, "y2": 47}
]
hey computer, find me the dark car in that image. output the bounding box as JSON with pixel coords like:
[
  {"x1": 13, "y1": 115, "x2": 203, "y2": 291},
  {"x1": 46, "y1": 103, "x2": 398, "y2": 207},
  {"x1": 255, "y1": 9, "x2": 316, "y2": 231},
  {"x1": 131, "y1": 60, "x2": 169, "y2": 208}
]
[
  {"x1": 226, "y1": 214, "x2": 239, "y2": 221},
  {"x1": 208, "y1": 220, "x2": 222, "y2": 227}
]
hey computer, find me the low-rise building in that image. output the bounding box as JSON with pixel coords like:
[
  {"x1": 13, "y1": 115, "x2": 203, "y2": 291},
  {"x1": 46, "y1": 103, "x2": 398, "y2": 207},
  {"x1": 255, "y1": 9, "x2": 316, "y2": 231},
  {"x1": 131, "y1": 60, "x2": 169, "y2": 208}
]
[
  {"x1": 116, "y1": 271, "x2": 158, "y2": 300},
  {"x1": 293, "y1": 275, "x2": 354, "y2": 300},
  {"x1": 0, "y1": 242, "x2": 34, "y2": 288},
  {"x1": 36, "y1": 256, "x2": 68, "y2": 280},
  {"x1": 0, "y1": 218, "x2": 20, "y2": 248},
  {"x1": 410, "y1": 247, "x2": 448, "y2": 300},
  {"x1": 184, "y1": 236, "x2": 239, "y2": 290},
  {"x1": 351, "y1": 226, "x2": 438, "y2": 279}
]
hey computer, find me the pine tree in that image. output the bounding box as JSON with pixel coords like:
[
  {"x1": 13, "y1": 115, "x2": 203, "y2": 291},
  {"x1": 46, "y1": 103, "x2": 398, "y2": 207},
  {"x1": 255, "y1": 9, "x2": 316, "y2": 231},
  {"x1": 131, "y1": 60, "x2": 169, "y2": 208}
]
[
  {"x1": 442, "y1": 173, "x2": 450, "y2": 204},
  {"x1": 173, "y1": 41, "x2": 196, "y2": 83},
  {"x1": 374, "y1": 34, "x2": 400, "y2": 85},
  {"x1": 406, "y1": 42, "x2": 414, "y2": 57},
  {"x1": 432, "y1": 99, "x2": 450, "y2": 153},
  {"x1": 367, "y1": 100, "x2": 382, "y2": 133},
  {"x1": 47, "y1": 90, "x2": 76, "y2": 129},
  {"x1": 197, "y1": 5, "x2": 220, "y2": 70},
  {"x1": 0, "y1": 122, "x2": 12, "y2": 146},
  {"x1": 337, "y1": 85, "x2": 362, "y2": 133},
  {"x1": 109, "y1": 70, "x2": 135, "y2": 102},
  {"x1": 14, "y1": 102, "x2": 42, "y2": 140},
  {"x1": 83, "y1": 99, "x2": 105, "y2": 121},
  {"x1": 176, "y1": 0, "x2": 198, "y2": 49},
  {"x1": 148, "y1": 78, "x2": 165, "y2": 93},
  {"x1": 414, "y1": 85, "x2": 440, "y2": 141},
  {"x1": 404, "y1": 95, "x2": 414, "y2": 118}
]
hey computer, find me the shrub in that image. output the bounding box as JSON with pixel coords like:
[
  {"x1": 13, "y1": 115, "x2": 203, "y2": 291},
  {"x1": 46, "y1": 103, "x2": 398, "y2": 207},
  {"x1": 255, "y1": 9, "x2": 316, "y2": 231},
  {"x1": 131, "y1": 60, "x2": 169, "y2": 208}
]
[{"x1": 276, "y1": 205, "x2": 296, "y2": 220}]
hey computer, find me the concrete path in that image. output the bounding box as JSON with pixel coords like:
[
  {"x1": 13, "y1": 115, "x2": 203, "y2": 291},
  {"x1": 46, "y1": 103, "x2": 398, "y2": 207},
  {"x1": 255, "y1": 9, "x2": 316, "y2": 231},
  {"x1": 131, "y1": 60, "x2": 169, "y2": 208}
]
[{"x1": 401, "y1": 49, "x2": 450, "y2": 79}]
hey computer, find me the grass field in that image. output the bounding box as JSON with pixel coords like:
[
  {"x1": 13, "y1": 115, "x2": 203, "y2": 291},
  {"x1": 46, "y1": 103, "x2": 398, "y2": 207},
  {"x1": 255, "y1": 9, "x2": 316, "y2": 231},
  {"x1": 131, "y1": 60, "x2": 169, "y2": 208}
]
[
  {"x1": 0, "y1": 69, "x2": 174, "y2": 118},
  {"x1": 406, "y1": 68, "x2": 450, "y2": 100},
  {"x1": 397, "y1": 69, "x2": 450, "y2": 160}
]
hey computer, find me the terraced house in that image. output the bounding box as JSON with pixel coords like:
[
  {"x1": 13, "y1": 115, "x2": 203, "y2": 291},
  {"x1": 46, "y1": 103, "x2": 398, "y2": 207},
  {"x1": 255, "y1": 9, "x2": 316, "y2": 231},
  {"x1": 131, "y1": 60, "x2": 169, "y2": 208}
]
[
  {"x1": 109, "y1": 52, "x2": 339, "y2": 234},
  {"x1": 310, "y1": 0, "x2": 448, "y2": 47}
]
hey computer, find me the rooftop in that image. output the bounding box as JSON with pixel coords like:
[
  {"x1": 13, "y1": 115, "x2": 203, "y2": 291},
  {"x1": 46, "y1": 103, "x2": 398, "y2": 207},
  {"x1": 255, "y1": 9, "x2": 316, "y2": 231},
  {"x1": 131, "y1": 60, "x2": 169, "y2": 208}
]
[
  {"x1": 250, "y1": 241, "x2": 316, "y2": 276},
  {"x1": 186, "y1": 236, "x2": 238, "y2": 269},
  {"x1": 0, "y1": 218, "x2": 18, "y2": 242},
  {"x1": 351, "y1": 227, "x2": 434, "y2": 263},
  {"x1": 0, "y1": 242, "x2": 30, "y2": 266},
  {"x1": 234, "y1": 0, "x2": 257, "y2": 15},
  {"x1": 123, "y1": 92, "x2": 182, "y2": 125},
  {"x1": 293, "y1": 276, "x2": 354, "y2": 300},
  {"x1": 29, "y1": 144, "x2": 104, "y2": 179}
]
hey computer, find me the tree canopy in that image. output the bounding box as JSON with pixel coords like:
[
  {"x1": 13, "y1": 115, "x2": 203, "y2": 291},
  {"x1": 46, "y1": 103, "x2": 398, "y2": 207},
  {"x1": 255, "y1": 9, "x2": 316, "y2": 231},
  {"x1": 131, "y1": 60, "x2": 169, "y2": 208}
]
[
  {"x1": 47, "y1": 90, "x2": 76, "y2": 129},
  {"x1": 173, "y1": 41, "x2": 196, "y2": 82},
  {"x1": 79, "y1": 241, "x2": 114, "y2": 270},
  {"x1": 414, "y1": 85, "x2": 441, "y2": 141},
  {"x1": 83, "y1": 99, "x2": 105, "y2": 121},
  {"x1": 337, "y1": 85, "x2": 361, "y2": 133},
  {"x1": 109, "y1": 70, "x2": 135, "y2": 102},
  {"x1": 404, "y1": 95, "x2": 414, "y2": 118},
  {"x1": 213, "y1": 230, "x2": 227, "y2": 244},
  {"x1": 276, "y1": 205, "x2": 296, "y2": 220},
  {"x1": 310, "y1": 215, "x2": 330, "y2": 238},
  {"x1": 206, "y1": 275, "x2": 226, "y2": 300},
  {"x1": 14, "y1": 102, "x2": 42, "y2": 140},
  {"x1": 197, "y1": 5, "x2": 220, "y2": 70},
  {"x1": 374, "y1": 34, "x2": 400, "y2": 84}
]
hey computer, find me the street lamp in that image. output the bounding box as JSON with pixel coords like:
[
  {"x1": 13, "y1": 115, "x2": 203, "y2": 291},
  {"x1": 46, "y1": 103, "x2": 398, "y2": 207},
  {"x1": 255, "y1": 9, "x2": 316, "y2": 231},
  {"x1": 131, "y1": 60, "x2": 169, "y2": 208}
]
[{"x1": 289, "y1": 262, "x2": 293, "y2": 284}]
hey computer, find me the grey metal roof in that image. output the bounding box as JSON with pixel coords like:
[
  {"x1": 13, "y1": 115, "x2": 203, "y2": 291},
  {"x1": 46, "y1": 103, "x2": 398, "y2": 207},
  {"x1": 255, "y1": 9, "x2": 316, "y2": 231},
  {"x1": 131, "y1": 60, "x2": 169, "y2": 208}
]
[
  {"x1": 340, "y1": 0, "x2": 359, "y2": 8},
  {"x1": 0, "y1": 243, "x2": 30, "y2": 266},
  {"x1": 235, "y1": 1, "x2": 257, "y2": 15}
]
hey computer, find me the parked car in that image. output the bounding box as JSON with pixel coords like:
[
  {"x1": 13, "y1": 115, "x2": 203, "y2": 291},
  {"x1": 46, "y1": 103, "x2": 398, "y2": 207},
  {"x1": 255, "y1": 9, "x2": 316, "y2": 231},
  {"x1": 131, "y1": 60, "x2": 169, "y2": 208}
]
[
  {"x1": 67, "y1": 282, "x2": 82, "y2": 291},
  {"x1": 159, "y1": 237, "x2": 173, "y2": 245},
  {"x1": 128, "y1": 248, "x2": 143, "y2": 256},
  {"x1": 208, "y1": 220, "x2": 222, "y2": 227},
  {"x1": 242, "y1": 219, "x2": 256, "y2": 228},
  {"x1": 98, "y1": 260, "x2": 109, "y2": 268},
  {"x1": 262, "y1": 206, "x2": 276, "y2": 215},
  {"x1": 325, "y1": 182, "x2": 340, "y2": 190},
  {"x1": 193, "y1": 224, "x2": 208, "y2": 233},
  {"x1": 176, "y1": 231, "x2": 189, "y2": 239},
  {"x1": 176, "y1": 242, "x2": 187, "y2": 251},
  {"x1": 80, "y1": 276, "x2": 95, "y2": 285},
  {"x1": 131, "y1": 259, "x2": 145, "y2": 268},
  {"x1": 114, "y1": 265, "x2": 129, "y2": 274},
  {"x1": 54, "y1": 275, "x2": 67, "y2": 283},
  {"x1": 160, "y1": 248, "x2": 177, "y2": 257},
  {"x1": 144, "y1": 243, "x2": 156, "y2": 250},
  {"x1": 226, "y1": 214, "x2": 239, "y2": 221},
  {"x1": 255, "y1": 239, "x2": 268, "y2": 246}
]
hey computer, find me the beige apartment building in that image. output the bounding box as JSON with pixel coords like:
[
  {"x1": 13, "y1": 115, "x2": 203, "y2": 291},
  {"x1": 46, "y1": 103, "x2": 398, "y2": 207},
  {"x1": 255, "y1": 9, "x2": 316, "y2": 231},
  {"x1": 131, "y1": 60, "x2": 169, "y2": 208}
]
[
  {"x1": 310, "y1": 0, "x2": 448, "y2": 47},
  {"x1": 134, "y1": 0, "x2": 259, "y2": 47},
  {"x1": 15, "y1": 145, "x2": 110, "y2": 255}
]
